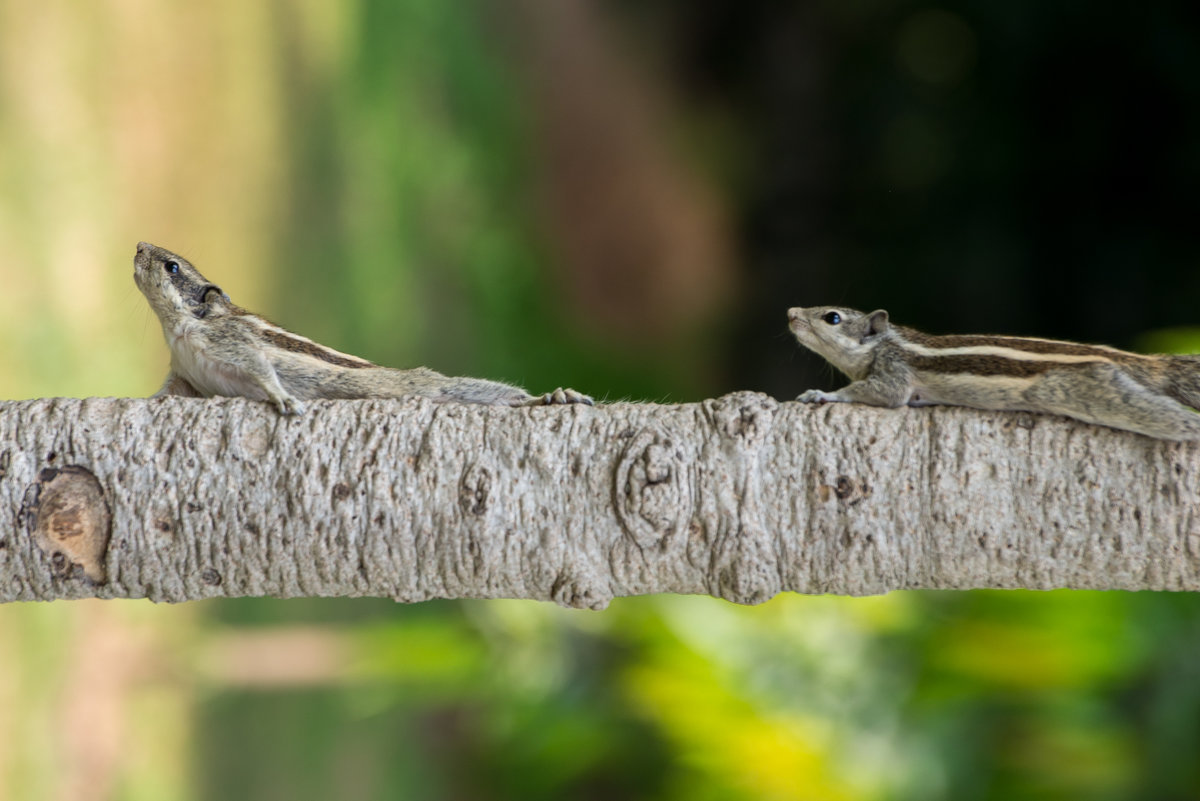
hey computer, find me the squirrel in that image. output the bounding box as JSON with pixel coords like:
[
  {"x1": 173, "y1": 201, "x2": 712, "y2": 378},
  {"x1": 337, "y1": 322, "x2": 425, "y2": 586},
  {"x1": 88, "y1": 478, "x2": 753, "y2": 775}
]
[
  {"x1": 787, "y1": 305, "x2": 1200, "y2": 441},
  {"x1": 133, "y1": 242, "x2": 593, "y2": 414}
]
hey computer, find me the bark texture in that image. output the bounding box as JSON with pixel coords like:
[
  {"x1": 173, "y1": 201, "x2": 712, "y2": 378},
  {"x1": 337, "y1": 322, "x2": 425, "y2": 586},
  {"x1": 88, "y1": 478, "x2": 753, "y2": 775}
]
[{"x1": 1, "y1": 394, "x2": 1197, "y2": 607}]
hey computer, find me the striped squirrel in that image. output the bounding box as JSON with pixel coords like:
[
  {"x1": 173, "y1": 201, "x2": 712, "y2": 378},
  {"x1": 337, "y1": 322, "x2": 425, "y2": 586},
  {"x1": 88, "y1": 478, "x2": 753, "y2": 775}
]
[
  {"x1": 788, "y1": 305, "x2": 1200, "y2": 441},
  {"x1": 134, "y1": 242, "x2": 593, "y2": 413}
]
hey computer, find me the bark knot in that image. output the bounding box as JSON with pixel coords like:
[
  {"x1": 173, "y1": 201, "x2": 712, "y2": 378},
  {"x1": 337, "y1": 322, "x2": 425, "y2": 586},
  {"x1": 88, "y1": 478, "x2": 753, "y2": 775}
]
[
  {"x1": 705, "y1": 391, "x2": 777, "y2": 445},
  {"x1": 613, "y1": 427, "x2": 690, "y2": 549},
  {"x1": 459, "y1": 463, "x2": 493, "y2": 517},
  {"x1": 551, "y1": 571, "x2": 612, "y2": 610},
  {"x1": 21, "y1": 465, "x2": 112, "y2": 583}
]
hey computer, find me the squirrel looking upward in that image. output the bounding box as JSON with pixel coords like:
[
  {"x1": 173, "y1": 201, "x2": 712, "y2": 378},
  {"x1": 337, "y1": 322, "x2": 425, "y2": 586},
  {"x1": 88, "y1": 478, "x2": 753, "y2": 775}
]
[{"x1": 133, "y1": 241, "x2": 593, "y2": 414}]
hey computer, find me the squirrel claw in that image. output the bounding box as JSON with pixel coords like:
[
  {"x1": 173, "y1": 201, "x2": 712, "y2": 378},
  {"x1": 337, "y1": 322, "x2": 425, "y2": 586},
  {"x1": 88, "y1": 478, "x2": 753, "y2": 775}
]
[
  {"x1": 797, "y1": 389, "x2": 835, "y2": 404},
  {"x1": 274, "y1": 396, "x2": 306, "y2": 415},
  {"x1": 531, "y1": 387, "x2": 594, "y2": 406}
]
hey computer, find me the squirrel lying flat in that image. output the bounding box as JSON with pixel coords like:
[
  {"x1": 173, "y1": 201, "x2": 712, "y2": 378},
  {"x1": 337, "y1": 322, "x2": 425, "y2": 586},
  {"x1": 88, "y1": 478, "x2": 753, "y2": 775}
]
[
  {"x1": 788, "y1": 305, "x2": 1200, "y2": 441},
  {"x1": 134, "y1": 241, "x2": 593, "y2": 414}
]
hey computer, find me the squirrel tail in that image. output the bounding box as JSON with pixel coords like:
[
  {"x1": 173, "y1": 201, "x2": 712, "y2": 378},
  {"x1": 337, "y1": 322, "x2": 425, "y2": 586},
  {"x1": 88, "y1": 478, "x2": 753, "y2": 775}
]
[{"x1": 1162, "y1": 355, "x2": 1200, "y2": 410}]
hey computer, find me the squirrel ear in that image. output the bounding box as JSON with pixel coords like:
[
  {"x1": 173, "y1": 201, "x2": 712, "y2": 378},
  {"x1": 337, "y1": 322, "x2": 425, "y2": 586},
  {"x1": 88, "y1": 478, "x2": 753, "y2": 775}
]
[
  {"x1": 863, "y1": 309, "x2": 890, "y2": 340},
  {"x1": 194, "y1": 283, "x2": 228, "y2": 304},
  {"x1": 191, "y1": 284, "x2": 229, "y2": 319}
]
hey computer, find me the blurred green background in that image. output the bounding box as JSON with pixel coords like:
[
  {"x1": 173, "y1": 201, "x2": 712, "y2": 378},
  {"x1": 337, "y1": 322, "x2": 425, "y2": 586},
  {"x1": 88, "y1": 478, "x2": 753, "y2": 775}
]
[{"x1": 2, "y1": 2, "x2": 1200, "y2": 799}]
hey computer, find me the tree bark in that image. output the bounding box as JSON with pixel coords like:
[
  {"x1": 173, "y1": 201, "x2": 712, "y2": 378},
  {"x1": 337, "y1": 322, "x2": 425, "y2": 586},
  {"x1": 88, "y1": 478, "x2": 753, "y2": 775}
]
[{"x1": 1, "y1": 394, "x2": 1196, "y2": 606}]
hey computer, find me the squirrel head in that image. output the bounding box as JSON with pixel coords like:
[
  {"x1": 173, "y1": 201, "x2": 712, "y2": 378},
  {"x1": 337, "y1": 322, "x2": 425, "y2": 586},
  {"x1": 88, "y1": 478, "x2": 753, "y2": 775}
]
[
  {"x1": 133, "y1": 242, "x2": 232, "y2": 322},
  {"x1": 787, "y1": 306, "x2": 891, "y2": 379}
]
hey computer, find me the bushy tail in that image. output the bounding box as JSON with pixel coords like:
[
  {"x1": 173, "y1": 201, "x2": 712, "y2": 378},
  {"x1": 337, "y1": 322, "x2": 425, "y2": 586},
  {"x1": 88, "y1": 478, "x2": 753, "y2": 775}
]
[{"x1": 1163, "y1": 355, "x2": 1200, "y2": 410}]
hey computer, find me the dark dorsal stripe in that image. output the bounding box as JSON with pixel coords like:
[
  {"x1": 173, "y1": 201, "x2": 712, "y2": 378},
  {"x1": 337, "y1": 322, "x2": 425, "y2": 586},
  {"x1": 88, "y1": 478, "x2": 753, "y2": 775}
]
[
  {"x1": 898, "y1": 326, "x2": 1139, "y2": 359},
  {"x1": 908, "y1": 353, "x2": 1099, "y2": 377},
  {"x1": 260, "y1": 329, "x2": 374, "y2": 369}
]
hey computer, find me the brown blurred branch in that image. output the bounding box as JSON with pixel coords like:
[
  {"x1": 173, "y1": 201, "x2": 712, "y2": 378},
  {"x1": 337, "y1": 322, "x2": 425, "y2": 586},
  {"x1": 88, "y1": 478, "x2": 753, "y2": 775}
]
[{"x1": 502, "y1": 0, "x2": 735, "y2": 339}]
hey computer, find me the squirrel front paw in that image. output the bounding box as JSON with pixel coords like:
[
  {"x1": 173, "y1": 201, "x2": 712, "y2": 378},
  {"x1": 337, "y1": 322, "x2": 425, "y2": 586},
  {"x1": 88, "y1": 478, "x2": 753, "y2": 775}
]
[
  {"x1": 797, "y1": 389, "x2": 840, "y2": 404},
  {"x1": 273, "y1": 396, "x2": 306, "y2": 415},
  {"x1": 530, "y1": 387, "x2": 594, "y2": 406}
]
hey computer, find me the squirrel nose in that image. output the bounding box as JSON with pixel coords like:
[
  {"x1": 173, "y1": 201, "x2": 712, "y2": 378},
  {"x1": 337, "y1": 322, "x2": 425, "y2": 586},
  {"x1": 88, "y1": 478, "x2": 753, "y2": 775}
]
[
  {"x1": 136, "y1": 241, "x2": 151, "y2": 254},
  {"x1": 787, "y1": 308, "x2": 802, "y2": 323}
]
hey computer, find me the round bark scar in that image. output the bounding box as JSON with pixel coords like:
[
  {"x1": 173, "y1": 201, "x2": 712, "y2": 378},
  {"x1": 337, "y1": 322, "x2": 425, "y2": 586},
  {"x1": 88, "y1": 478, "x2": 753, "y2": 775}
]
[
  {"x1": 23, "y1": 465, "x2": 112, "y2": 583},
  {"x1": 613, "y1": 427, "x2": 690, "y2": 549}
]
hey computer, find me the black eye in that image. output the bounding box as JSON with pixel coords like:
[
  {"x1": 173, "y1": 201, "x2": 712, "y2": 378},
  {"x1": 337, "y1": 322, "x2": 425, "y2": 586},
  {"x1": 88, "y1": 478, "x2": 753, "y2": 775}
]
[
  {"x1": 164, "y1": 260, "x2": 180, "y2": 274},
  {"x1": 822, "y1": 311, "x2": 842, "y2": 325}
]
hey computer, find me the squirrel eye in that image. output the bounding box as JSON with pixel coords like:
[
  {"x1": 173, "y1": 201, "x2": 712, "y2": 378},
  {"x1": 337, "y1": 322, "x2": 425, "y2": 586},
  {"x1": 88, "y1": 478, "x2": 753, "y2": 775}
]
[
  {"x1": 164, "y1": 260, "x2": 180, "y2": 274},
  {"x1": 822, "y1": 311, "x2": 842, "y2": 325}
]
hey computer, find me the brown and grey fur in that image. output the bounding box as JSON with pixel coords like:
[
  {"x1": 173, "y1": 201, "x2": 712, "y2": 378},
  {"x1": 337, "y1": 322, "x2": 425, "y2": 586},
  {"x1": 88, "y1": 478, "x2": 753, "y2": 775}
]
[
  {"x1": 134, "y1": 242, "x2": 592, "y2": 414},
  {"x1": 788, "y1": 305, "x2": 1200, "y2": 441}
]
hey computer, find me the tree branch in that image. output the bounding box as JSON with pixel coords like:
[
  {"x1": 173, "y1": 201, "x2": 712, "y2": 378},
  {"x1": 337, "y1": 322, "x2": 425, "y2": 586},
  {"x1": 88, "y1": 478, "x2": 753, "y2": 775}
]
[{"x1": 2, "y1": 393, "x2": 1196, "y2": 606}]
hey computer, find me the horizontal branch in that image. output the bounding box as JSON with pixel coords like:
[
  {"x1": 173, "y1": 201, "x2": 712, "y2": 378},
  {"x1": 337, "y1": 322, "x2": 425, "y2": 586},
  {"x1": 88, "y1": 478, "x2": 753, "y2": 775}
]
[{"x1": 2, "y1": 394, "x2": 1197, "y2": 607}]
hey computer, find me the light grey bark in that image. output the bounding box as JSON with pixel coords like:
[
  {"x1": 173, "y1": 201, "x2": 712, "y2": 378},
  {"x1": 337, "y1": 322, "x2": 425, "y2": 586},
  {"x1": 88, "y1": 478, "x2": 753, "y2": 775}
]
[{"x1": 1, "y1": 393, "x2": 1197, "y2": 607}]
